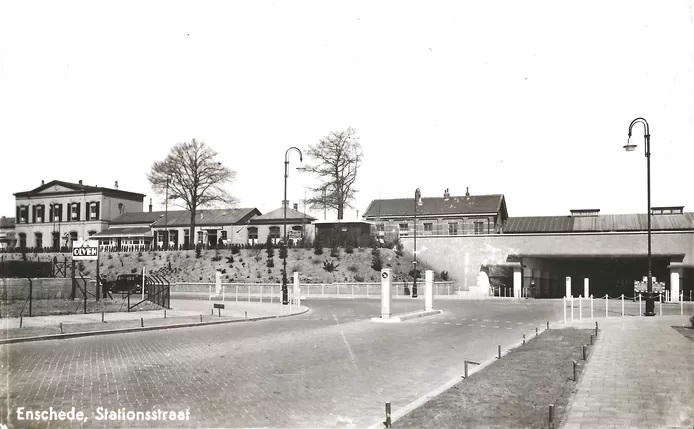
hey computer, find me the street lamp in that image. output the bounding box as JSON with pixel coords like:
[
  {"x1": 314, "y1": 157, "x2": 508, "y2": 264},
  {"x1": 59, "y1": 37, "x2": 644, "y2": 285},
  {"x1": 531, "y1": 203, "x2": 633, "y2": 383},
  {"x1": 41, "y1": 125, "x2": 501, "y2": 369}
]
[
  {"x1": 412, "y1": 188, "x2": 423, "y2": 298},
  {"x1": 625, "y1": 117, "x2": 655, "y2": 316},
  {"x1": 283, "y1": 146, "x2": 304, "y2": 305},
  {"x1": 164, "y1": 178, "x2": 169, "y2": 251}
]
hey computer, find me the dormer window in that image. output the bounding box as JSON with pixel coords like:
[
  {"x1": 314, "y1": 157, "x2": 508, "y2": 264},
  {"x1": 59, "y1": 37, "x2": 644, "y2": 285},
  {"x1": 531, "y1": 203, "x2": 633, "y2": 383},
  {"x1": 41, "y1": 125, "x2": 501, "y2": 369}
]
[
  {"x1": 570, "y1": 209, "x2": 600, "y2": 217},
  {"x1": 651, "y1": 206, "x2": 684, "y2": 215}
]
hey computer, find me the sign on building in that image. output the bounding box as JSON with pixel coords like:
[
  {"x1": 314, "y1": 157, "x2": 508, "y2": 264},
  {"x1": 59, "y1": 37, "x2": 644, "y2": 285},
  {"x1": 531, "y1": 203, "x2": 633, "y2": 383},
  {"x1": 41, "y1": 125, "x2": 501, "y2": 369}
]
[{"x1": 72, "y1": 239, "x2": 99, "y2": 260}]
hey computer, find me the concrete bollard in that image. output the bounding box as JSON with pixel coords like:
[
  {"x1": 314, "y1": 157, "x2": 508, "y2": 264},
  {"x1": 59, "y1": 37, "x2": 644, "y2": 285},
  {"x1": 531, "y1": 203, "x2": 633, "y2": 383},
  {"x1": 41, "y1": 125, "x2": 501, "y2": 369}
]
[
  {"x1": 590, "y1": 333, "x2": 594, "y2": 345},
  {"x1": 164, "y1": 310, "x2": 167, "y2": 319},
  {"x1": 590, "y1": 294, "x2": 594, "y2": 319},
  {"x1": 582, "y1": 345, "x2": 587, "y2": 360},
  {"x1": 102, "y1": 312, "x2": 105, "y2": 323},
  {"x1": 498, "y1": 345, "x2": 501, "y2": 359},
  {"x1": 621, "y1": 294, "x2": 624, "y2": 317},
  {"x1": 60, "y1": 322, "x2": 63, "y2": 334},
  {"x1": 547, "y1": 321, "x2": 549, "y2": 330},
  {"x1": 384, "y1": 402, "x2": 392, "y2": 428},
  {"x1": 573, "y1": 360, "x2": 578, "y2": 381},
  {"x1": 549, "y1": 404, "x2": 555, "y2": 429}
]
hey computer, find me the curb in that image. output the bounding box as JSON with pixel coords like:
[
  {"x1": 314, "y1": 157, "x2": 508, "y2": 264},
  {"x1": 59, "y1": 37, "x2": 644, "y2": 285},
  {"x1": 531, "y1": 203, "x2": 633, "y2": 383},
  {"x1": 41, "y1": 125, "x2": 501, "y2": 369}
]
[
  {"x1": 0, "y1": 307, "x2": 310, "y2": 345},
  {"x1": 370, "y1": 309, "x2": 442, "y2": 323},
  {"x1": 369, "y1": 318, "x2": 563, "y2": 429}
]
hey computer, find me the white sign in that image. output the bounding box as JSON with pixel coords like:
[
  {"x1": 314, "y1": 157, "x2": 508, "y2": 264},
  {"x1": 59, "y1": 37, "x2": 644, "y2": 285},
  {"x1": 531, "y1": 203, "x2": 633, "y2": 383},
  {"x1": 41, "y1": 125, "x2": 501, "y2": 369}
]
[
  {"x1": 288, "y1": 230, "x2": 302, "y2": 239},
  {"x1": 72, "y1": 239, "x2": 99, "y2": 260}
]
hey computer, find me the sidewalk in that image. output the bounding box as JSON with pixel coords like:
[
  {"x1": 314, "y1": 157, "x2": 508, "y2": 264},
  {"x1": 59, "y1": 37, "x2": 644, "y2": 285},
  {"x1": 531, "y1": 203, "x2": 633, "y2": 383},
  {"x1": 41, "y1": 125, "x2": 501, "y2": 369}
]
[
  {"x1": 560, "y1": 315, "x2": 694, "y2": 428},
  {"x1": 0, "y1": 299, "x2": 308, "y2": 343}
]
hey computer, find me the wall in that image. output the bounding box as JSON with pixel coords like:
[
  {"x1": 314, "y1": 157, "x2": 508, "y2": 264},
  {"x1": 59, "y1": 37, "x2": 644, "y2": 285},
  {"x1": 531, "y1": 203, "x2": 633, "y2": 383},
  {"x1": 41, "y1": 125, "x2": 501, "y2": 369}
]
[{"x1": 402, "y1": 231, "x2": 694, "y2": 292}]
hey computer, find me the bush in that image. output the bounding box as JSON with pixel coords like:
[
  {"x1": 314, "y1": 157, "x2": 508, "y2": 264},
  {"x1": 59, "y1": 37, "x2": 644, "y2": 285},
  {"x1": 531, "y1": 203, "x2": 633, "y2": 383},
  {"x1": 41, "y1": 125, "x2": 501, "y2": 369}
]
[
  {"x1": 231, "y1": 245, "x2": 240, "y2": 255},
  {"x1": 440, "y1": 270, "x2": 449, "y2": 281},
  {"x1": 330, "y1": 245, "x2": 340, "y2": 258},
  {"x1": 394, "y1": 238, "x2": 404, "y2": 257},
  {"x1": 266, "y1": 258, "x2": 275, "y2": 268},
  {"x1": 347, "y1": 265, "x2": 358, "y2": 273},
  {"x1": 408, "y1": 268, "x2": 421, "y2": 279},
  {"x1": 323, "y1": 259, "x2": 339, "y2": 272},
  {"x1": 226, "y1": 255, "x2": 234, "y2": 264},
  {"x1": 130, "y1": 267, "x2": 138, "y2": 274},
  {"x1": 265, "y1": 236, "x2": 275, "y2": 258},
  {"x1": 345, "y1": 240, "x2": 354, "y2": 254},
  {"x1": 354, "y1": 274, "x2": 365, "y2": 282},
  {"x1": 195, "y1": 243, "x2": 202, "y2": 259},
  {"x1": 371, "y1": 246, "x2": 383, "y2": 271},
  {"x1": 313, "y1": 237, "x2": 323, "y2": 255},
  {"x1": 279, "y1": 242, "x2": 287, "y2": 259}
]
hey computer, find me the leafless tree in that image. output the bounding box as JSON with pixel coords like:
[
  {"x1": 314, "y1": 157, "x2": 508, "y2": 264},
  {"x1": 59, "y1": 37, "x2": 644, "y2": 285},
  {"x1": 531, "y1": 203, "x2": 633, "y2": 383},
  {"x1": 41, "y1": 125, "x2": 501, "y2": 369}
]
[
  {"x1": 148, "y1": 138, "x2": 237, "y2": 249},
  {"x1": 305, "y1": 127, "x2": 363, "y2": 220}
]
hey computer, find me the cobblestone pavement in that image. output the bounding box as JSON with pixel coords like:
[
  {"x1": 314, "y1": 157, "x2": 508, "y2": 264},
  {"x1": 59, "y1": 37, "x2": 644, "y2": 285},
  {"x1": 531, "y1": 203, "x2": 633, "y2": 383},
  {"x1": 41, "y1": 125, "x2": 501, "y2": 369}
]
[
  {"x1": 0, "y1": 298, "x2": 564, "y2": 428},
  {"x1": 560, "y1": 316, "x2": 694, "y2": 429}
]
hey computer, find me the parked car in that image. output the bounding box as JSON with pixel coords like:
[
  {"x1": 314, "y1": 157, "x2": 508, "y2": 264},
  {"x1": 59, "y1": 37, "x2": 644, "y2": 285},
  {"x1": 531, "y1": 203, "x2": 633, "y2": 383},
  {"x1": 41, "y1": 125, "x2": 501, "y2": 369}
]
[{"x1": 108, "y1": 274, "x2": 147, "y2": 294}]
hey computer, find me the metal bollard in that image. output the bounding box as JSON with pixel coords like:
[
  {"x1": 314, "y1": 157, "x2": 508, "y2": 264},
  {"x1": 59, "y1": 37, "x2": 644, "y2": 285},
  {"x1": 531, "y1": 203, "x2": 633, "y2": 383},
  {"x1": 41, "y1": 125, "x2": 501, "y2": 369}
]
[
  {"x1": 245, "y1": 311, "x2": 247, "y2": 319},
  {"x1": 573, "y1": 360, "x2": 578, "y2": 381},
  {"x1": 595, "y1": 321, "x2": 598, "y2": 338},
  {"x1": 384, "y1": 402, "x2": 392, "y2": 428},
  {"x1": 522, "y1": 334, "x2": 526, "y2": 345},
  {"x1": 102, "y1": 312, "x2": 105, "y2": 323},
  {"x1": 60, "y1": 322, "x2": 63, "y2": 334},
  {"x1": 547, "y1": 321, "x2": 549, "y2": 330},
  {"x1": 141, "y1": 317, "x2": 144, "y2": 327},
  {"x1": 19, "y1": 315, "x2": 23, "y2": 328},
  {"x1": 659, "y1": 300, "x2": 662, "y2": 316},
  {"x1": 164, "y1": 310, "x2": 167, "y2": 319},
  {"x1": 582, "y1": 345, "x2": 587, "y2": 360},
  {"x1": 590, "y1": 333, "x2": 594, "y2": 345},
  {"x1": 211, "y1": 309, "x2": 214, "y2": 315},
  {"x1": 548, "y1": 404, "x2": 555, "y2": 429},
  {"x1": 463, "y1": 360, "x2": 480, "y2": 378},
  {"x1": 535, "y1": 327, "x2": 538, "y2": 336},
  {"x1": 200, "y1": 314, "x2": 203, "y2": 323},
  {"x1": 498, "y1": 345, "x2": 501, "y2": 359}
]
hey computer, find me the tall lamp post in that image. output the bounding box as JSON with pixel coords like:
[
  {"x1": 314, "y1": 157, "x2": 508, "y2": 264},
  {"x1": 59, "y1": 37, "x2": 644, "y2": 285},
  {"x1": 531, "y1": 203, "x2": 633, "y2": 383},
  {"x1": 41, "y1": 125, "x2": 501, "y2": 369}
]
[
  {"x1": 625, "y1": 117, "x2": 655, "y2": 316},
  {"x1": 164, "y1": 178, "x2": 169, "y2": 251},
  {"x1": 412, "y1": 188, "x2": 423, "y2": 298},
  {"x1": 283, "y1": 146, "x2": 304, "y2": 305}
]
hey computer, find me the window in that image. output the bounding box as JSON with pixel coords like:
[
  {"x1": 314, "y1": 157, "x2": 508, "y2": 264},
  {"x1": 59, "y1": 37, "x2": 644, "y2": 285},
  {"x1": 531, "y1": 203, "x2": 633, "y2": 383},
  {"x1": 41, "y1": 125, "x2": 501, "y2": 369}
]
[
  {"x1": 17, "y1": 206, "x2": 28, "y2": 223},
  {"x1": 221, "y1": 230, "x2": 228, "y2": 240},
  {"x1": 269, "y1": 226, "x2": 281, "y2": 244},
  {"x1": 90, "y1": 203, "x2": 98, "y2": 220},
  {"x1": 448, "y1": 222, "x2": 458, "y2": 235},
  {"x1": 398, "y1": 223, "x2": 409, "y2": 235},
  {"x1": 248, "y1": 227, "x2": 258, "y2": 239},
  {"x1": 36, "y1": 205, "x2": 44, "y2": 223},
  {"x1": 35, "y1": 232, "x2": 43, "y2": 249},
  {"x1": 71, "y1": 203, "x2": 80, "y2": 221},
  {"x1": 19, "y1": 233, "x2": 26, "y2": 249},
  {"x1": 424, "y1": 223, "x2": 433, "y2": 232},
  {"x1": 197, "y1": 231, "x2": 203, "y2": 243},
  {"x1": 474, "y1": 221, "x2": 485, "y2": 234}
]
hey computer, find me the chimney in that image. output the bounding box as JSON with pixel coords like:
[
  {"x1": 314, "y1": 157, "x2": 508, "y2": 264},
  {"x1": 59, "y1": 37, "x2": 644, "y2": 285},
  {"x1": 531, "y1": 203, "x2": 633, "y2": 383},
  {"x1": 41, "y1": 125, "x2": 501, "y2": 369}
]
[
  {"x1": 79, "y1": 180, "x2": 83, "y2": 185},
  {"x1": 282, "y1": 199, "x2": 288, "y2": 209},
  {"x1": 443, "y1": 188, "x2": 450, "y2": 201},
  {"x1": 41, "y1": 180, "x2": 44, "y2": 185},
  {"x1": 465, "y1": 187, "x2": 470, "y2": 197},
  {"x1": 149, "y1": 198, "x2": 152, "y2": 212},
  {"x1": 293, "y1": 203, "x2": 298, "y2": 211},
  {"x1": 114, "y1": 181, "x2": 119, "y2": 189}
]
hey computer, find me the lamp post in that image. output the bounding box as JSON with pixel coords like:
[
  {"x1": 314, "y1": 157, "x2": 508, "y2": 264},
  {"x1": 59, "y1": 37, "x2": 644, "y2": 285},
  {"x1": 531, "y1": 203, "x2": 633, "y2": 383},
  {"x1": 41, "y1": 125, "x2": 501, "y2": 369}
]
[
  {"x1": 283, "y1": 146, "x2": 304, "y2": 305},
  {"x1": 164, "y1": 178, "x2": 169, "y2": 251},
  {"x1": 412, "y1": 188, "x2": 423, "y2": 298},
  {"x1": 625, "y1": 117, "x2": 655, "y2": 316},
  {"x1": 50, "y1": 203, "x2": 56, "y2": 252}
]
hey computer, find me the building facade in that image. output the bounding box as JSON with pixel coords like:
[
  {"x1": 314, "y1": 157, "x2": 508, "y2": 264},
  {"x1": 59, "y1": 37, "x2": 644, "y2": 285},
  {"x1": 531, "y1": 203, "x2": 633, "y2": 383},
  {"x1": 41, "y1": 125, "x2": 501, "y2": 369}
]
[
  {"x1": 13, "y1": 180, "x2": 145, "y2": 251},
  {"x1": 362, "y1": 188, "x2": 509, "y2": 243},
  {"x1": 0, "y1": 216, "x2": 16, "y2": 251},
  {"x1": 247, "y1": 205, "x2": 316, "y2": 246}
]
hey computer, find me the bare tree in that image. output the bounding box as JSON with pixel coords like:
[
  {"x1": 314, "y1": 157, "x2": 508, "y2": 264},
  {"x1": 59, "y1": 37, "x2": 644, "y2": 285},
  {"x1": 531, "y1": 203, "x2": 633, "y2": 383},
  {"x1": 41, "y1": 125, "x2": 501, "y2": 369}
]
[
  {"x1": 305, "y1": 127, "x2": 363, "y2": 220},
  {"x1": 148, "y1": 138, "x2": 237, "y2": 249}
]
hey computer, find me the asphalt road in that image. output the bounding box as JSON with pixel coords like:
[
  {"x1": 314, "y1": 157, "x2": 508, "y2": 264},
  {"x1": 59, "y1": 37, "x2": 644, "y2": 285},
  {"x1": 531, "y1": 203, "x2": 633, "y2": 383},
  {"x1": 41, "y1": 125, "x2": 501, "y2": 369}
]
[{"x1": 0, "y1": 298, "x2": 564, "y2": 428}]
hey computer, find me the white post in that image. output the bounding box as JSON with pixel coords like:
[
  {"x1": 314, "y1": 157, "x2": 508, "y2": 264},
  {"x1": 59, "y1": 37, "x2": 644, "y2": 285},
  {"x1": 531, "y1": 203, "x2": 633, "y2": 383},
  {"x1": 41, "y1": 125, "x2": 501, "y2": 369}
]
[
  {"x1": 381, "y1": 269, "x2": 393, "y2": 319},
  {"x1": 425, "y1": 270, "x2": 434, "y2": 312},
  {"x1": 322, "y1": 284, "x2": 325, "y2": 297},
  {"x1": 570, "y1": 295, "x2": 574, "y2": 322},
  {"x1": 222, "y1": 284, "x2": 225, "y2": 301},
  {"x1": 352, "y1": 284, "x2": 355, "y2": 298},
  {"x1": 621, "y1": 294, "x2": 624, "y2": 317},
  {"x1": 579, "y1": 295, "x2": 582, "y2": 320},
  {"x1": 513, "y1": 267, "x2": 522, "y2": 299},
  {"x1": 208, "y1": 284, "x2": 211, "y2": 301},
  {"x1": 590, "y1": 294, "x2": 594, "y2": 319},
  {"x1": 248, "y1": 285, "x2": 251, "y2": 302},
  {"x1": 583, "y1": 278, "x2": 589, "y2": 299},
  {"x1": 605, "y1": 294, "x2": 608, "y2": 318},
  {"x1": 270, "y1": 285, "x2": 273, "y2": 303},
  {"x1": 235, "y1": 285, "x2": 238, "y2": 302},
  {"x1": 565, "y1": 276, "x2": 571, "y2": 298},
  {"x1": 142, "y1": 267, "x2": 146, "y2": 300},
  {"x1": 366, "y1": 284, "x2": 369, "y2": 298},
  {"x1": 659, "y1": 299, "x2": 662, "y2": 316},
  {"x1": 681, "y1": 293, "x2": 684, "y2": 316},
  {"x1": 215, "y1": 271, "x2": 221, "y2": 297},
  {"x1": 293, "y1": 272, "x2": 300, "y2": 308},
  {"x1": 260, "y1": 285, "x2": 263, "y2": 303},
  {"x1": 447, "y1": 283, "x2": 450, "y2": 296},
  {"x1": 563, "y1": 297, "x2": 566, "y2": 323}
]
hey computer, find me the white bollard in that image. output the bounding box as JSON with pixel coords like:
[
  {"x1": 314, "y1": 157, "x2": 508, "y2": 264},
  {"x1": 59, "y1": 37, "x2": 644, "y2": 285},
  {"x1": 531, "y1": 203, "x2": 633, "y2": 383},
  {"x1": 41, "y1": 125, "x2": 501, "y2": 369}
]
[
  {"x1": 570, "y1": 295, "x2": 574, "y2": 322},
  {"x1": 565, "y1": 277, "x2": 571, "y2": 298},
  {"x1": 222, "y1": 284, "x2": 225, "y2": 302},
  {"x1": 563, "y1": 297, "x2": 567, "y2": 324},
  {"x1": 605, "y1": 294, "x2": 608, "y2": 318},
  {"x1": 293, "y1": 272, "x2": 300, "y2": 308},
  {"x1": 579, "y1": 295, "x2": 582, "y2": 320},
  {"x1": 248, "y1": 285, "x2": 251, "y2": 302},
  {"x1": 270, "y1": 286, "x2": 273, "y2": 304},
  {"x1": 659, "y1": 300, "x2": 662, "y2": 316},
  {"x1": 215, "y1": 271, "x2": 222, "y2": 297},
  {"x1": 366, "y1": 284, "x2": 369, "y2": 298},
  {"x1": 381, "y1": 269, "x2": 393, "y2": 319},
  {"x1": 590, "y1": 294, "x2": 594, "y2": 319},
  {"x1": 681, "y1": 293, "x2": 684, "y2": 316},
  {"x1": 425, "y1": 270, "x2": 434, "y2": 312},
  {"x1": 621, "y1": 294, "x2": 624, "y2": 317},
  {"x1": 235, "y1": 285, "x2": 239, "y2": 302},
  {"x1": 584, "y1": 278, "x2": 589, "y2": 299},
  {"x1": 639, "y1": 293, "x2": 642, "y2": 316},
  {"x1": 260, "y1": 285, "x2": 263, "y2": 303},
  {"x1": 208, "y1": 284, "x2": 211, "y2": 301}
]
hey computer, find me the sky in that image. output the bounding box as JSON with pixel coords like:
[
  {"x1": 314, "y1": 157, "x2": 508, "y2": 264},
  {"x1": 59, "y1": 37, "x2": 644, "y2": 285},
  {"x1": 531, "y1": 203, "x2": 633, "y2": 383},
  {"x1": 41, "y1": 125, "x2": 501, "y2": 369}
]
[{"x1": 1, "y1": 0, "x2": 692, "y2": 221}]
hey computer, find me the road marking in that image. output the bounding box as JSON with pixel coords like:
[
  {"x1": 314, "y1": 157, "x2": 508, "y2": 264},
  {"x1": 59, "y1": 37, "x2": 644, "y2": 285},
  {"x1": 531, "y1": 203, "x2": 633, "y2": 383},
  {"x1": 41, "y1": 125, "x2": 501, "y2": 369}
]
[
  {"x1": 506, "y1": 327, "x2": 512, "y2": 330},
  {"x1": 333, "y1": 315, "x2": 359, "y2": 373},
  {"x1": 505, "y1": 321, "x2": 511, "y2": 323},
  {"x1": 493, "y1": 326, "x2": 499, "y2": 329},
  {"x1": 432, "y1": 322, "x2": 438, "y2": 324},
  {"x1": 456, "y1": 323, "x2": 462, "y2": 326},
  {"x1": 516, "y1": 322, "x2": 523, "y2": 325},
  {"x1": 480, "y1": 324, "x2": 487, "y2": 328},
  {"x1": 444, "y1": 322, "x2": 451, "y2": 325},
  {"x1": 467, "y1": 324, "x2": 474, "y2": 327},
  {"x1": 472, "y1": 318, "x2": 478, "y2": 321}
]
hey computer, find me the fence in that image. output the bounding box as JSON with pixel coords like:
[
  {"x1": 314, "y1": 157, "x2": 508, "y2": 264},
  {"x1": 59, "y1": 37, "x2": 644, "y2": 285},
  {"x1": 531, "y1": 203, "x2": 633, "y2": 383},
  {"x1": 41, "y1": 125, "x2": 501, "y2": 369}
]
[
  {"x1": 562, "y1": 293, "x2": 694, "y2": 323},
  {"x1": 171, "y1": 281, "x2": 459, "y2": 301}
]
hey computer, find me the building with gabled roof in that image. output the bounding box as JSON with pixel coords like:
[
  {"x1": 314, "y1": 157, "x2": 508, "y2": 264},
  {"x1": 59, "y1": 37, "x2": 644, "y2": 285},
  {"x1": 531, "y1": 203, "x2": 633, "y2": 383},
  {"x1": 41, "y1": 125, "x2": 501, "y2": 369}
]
[
  {"x1": 13, "y1": 179, "x2": 145, "y2": 251},
  {"x1": 362, "y1": 188, "x2": 508, "y2": 241},
  {"x1": 247, "y1": 204, "x2": 316, "y2": 245}
]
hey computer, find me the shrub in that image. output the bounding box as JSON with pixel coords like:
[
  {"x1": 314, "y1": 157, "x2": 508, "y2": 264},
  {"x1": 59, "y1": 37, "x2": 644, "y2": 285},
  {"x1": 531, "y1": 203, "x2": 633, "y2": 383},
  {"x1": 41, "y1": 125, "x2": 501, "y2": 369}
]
[
  {"x1": 347, "y1": 265, "x2": 358, "y2": 273},
  {"x1": 408, "y1": 268, "x2": 421, "y2": 279},
  {"x1": 195, "y1": 243, "x2": 202, "y2": 259},
  {"x1": 77, "y1": 261, "x2": 86, "y2": 272},
  {"x1": 130, "y1": 267, "x2": 138, "y2": 274},
  {"x1": 440, "y1": 270, "x2": 449, "y2": 281},
  {"x1": 279, "y1": 242, "x2": 287, "y2": 259},
  {"x1": 137, "y1": 251, "x2": 143, "y2": 257},
  {"x1": 107, "y1": 254, "x2": 113, "y2": 260},
  {"x1": 354, "y1": 274, "x2": 365, "y2": 282},
  {"x1": 330, "y1": 245, "x2": 339, "y2": 258},
  {"x1": 266, "y1": 258, "x2": 275, "y2": 268},
  {"x1": 323, "y1": 259, "x2": 339, "y2": 272},
  {"x1": 371, "y1": 246, "x2": 383, "y2": 271},
  {"x1": 226, "y1": 255, "x2": 235, "y2": 264},
  {"x1": 313, "y1": 237, "x2": 323, "y2": 255},
  {"x1": 312, "y1": 259, "x2": 322, "y2": 265},
  {"x1": 345, "y1": 240, "x2": 354, "y2": 254},
  {"x1": 107, "y1": 264, "x2": 114, "y2": 270},
  {"x1": 394, "y1": 238, "x2": 404, "y2": 257},
  {"x1": 231, "y1": 245, "x2": 240, "y2": 255},
  {"x1": 265, "y1": 236, "x2": 275, "y2": 258}
]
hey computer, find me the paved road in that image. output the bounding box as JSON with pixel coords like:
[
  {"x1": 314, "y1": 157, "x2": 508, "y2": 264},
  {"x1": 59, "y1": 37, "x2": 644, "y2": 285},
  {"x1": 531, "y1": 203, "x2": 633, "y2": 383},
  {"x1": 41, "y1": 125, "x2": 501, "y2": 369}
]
[{"x1": 0, "y1": 298, "x2": 564, "y2": 428}]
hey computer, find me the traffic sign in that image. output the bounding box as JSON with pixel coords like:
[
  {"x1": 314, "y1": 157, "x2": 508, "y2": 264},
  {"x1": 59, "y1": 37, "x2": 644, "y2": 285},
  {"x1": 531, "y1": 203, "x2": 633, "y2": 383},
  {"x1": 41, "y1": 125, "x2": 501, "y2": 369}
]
[
  {"x1": 72, "y1": 240, "x2": 99, "y2": 260},
  {"x1": 382, "y1": 271, "x2": 388, "y2": 279}
]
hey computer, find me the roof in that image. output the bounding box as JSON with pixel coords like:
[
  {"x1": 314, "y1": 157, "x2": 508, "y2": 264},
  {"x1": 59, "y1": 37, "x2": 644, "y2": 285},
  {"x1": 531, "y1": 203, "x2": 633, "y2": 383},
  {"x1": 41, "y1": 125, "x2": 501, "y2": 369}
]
[
  {"x1": 13, "y1": 180, "x2": 146, "y2": 200},
  {"x1": 249, "y1": 207, "x2": 316, "y2": 224},
  {"x1": 91, "y1": 227, "x2": 153, "y2": 238},
  {"x1": 503, "y1": 213, "x2": 694, "y2": 233},
  {"x1": 0, "y1": 217, "x2": 15, "y2": 228},
  {"x1": 312, "y1": 219, "x2": 375, "y2": 225},
  {"x1": 363, "y1": 194, "x2": 507, "y2": 219},
  {"x1": 111, "y1": 208, "x2": 261, "y2": 227}
]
